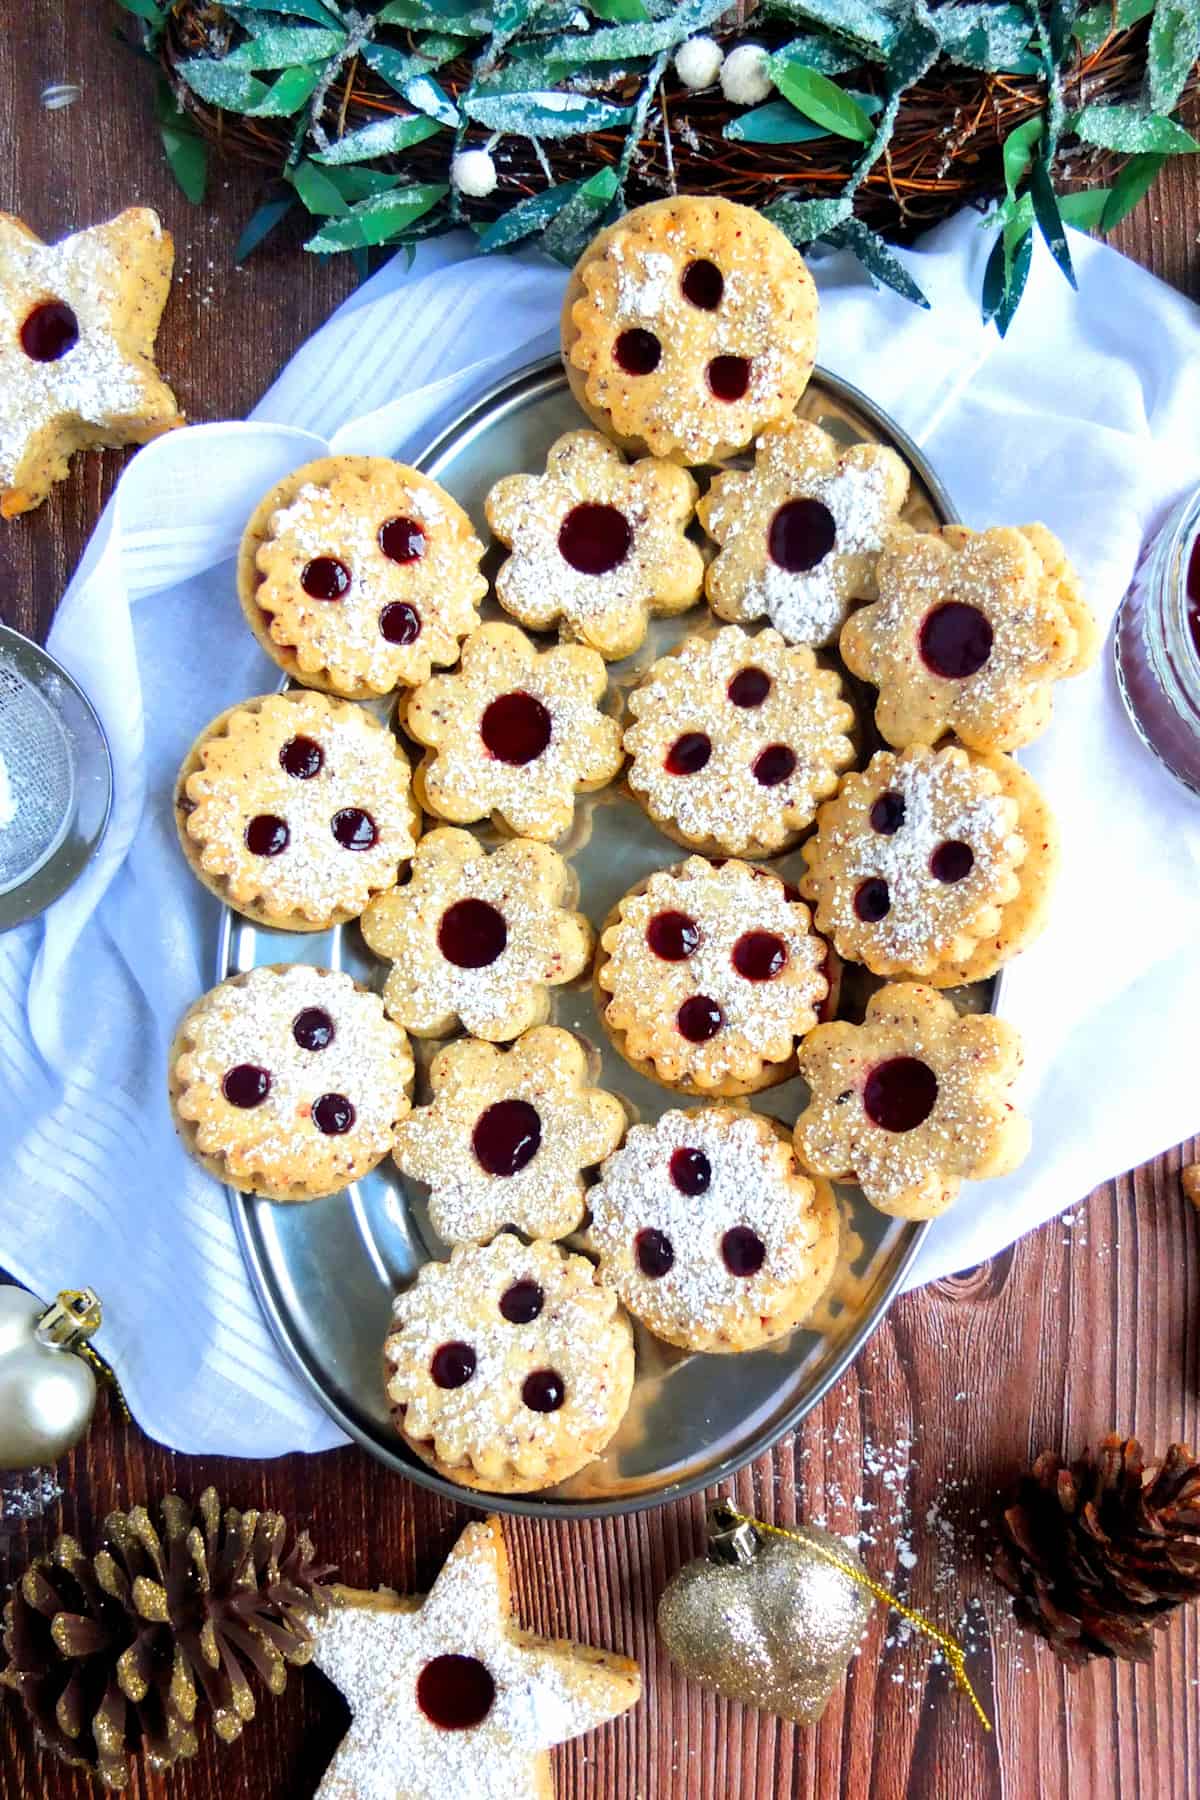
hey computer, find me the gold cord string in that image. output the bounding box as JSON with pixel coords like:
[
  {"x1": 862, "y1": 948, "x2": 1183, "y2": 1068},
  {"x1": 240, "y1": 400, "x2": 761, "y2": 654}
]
[
  {"x1": 77, "y1": 1345, "x2": 132, "y2": 1422},
  {"x1": 721, "y1": 1505, "x2": 992, "y2": 1732}
]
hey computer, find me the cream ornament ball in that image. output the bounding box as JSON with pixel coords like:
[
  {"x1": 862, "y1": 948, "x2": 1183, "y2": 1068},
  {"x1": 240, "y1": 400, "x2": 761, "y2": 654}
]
[
  {"x1": 0, "y1": 1286, "x2": 101, "y2": 1470},
  {"x1": 674, "y1": 35, "x2": 725, "y2": 90},
  {"x1": 720, "y1": 43, "x2": 775, "y2": 106},
  {"x1": 451, "y1": 147, "x2": 498, "y2": 199}
]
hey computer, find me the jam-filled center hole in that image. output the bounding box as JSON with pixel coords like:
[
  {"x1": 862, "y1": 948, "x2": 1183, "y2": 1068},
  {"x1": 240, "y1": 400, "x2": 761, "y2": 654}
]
[
  {"x1": 558, "y1": 503, "x2": 632, "y2": 576},
  {"x1": 300, "y1": 556, "x2": 350, "y2": 601},
  {"x1": 768, "y1": 498, "x2": 837, "y2": 573},
  {"x1": 480, "y1": 691, "x2": 552, "y2": 765},
  {"x1": 646, "y1": 910, "x2": 700, "y2": 961},
  {"x1": 665, "y1": 731, "x2": 711, "y2": 776},
  {"x1": 615, "y1": 328, "x2": 661, "y2": 375},
  {"x1": 707, "y1": 355, "x2": 751, "y2": 403},
  {"x1": 919, "y1": 602, "x2": 993, "y2": 679},
  {"x1": 378, "y1": 515, "x2": 425, "y2": 565},
  {"x1": 863, "y1": 1056, "x2": 938, "y2": 1132},
  {"x1": 472, "y1": 1099, "x2": 541, "y2": 1177},
  {"x1": 416, "y1": 1655, "x2": 495, "y2": 1732},
  {"x1": 438, "y1": 898, "x2": 507, "y2": 969},
  {"x1": 681, "y1": 259, "x2": 724, "y2": 310},
  {"x1": 21, "y1": 300, "x2": 79, "y2": 362}
]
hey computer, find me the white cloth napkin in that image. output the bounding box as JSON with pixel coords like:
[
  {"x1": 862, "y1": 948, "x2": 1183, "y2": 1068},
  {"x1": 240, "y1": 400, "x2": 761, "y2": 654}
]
[{"x1": 2, "y1": 212, "x2": 1198, "y2": 1459}]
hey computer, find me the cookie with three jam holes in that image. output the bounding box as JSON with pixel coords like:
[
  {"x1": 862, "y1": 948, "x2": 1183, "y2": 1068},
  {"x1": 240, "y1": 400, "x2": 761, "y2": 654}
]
[
  {"x1": 383, "y1": 1235, "x2": 635, "y2": 1492},
  {"x1": 793, "y1": 981, "x2": 1031, "y2": 1220},
  {"x1": 840, "y1": 522, "x2": 1099, "y2": 752},
  {"x1": 595, "y1": 857, "x2": 829, "y2": 1097},
  {"x1": 799, "y1": 743, "x2": 1059, "y2": 984},
  {"x1": 394, "y1": 1025, "x2": 626, "y2": 1246},
  {"x1": 697, "y1": 419, "x2": 910, "y2": 648},
  {"x1": 0, "y1": 207, "x2": 182, "y2": 518},
  {"x1": 587, "y1": 1107, "x2": 840, "y2": 1354},
  {"x1": 174, "y1": 690, "x2": 419, "y2": 931},
  {"x1": 238, "y1": 455, "x2": 487, "y2": 701},
  {"x1": 485, "y1": 428, "x2": 706, "y2": 661},
  {"x1": 623, "y1": 624, "x2": 856, "y2": 858},
  {"x1": 360, "y1": 827, "x2": 593, "y2": 1042},
  {"x1": 401, "y1": 621, "x2": 624, "y2": 844},
  {"x1": 311, "y1": 1517, "x2": 641, "y2": 1800},
  {"x1": 562, "y1": 196, "x2": 819, "y2": 464},
  {"x1": 169, "y1": 964, "x2": 413, "y2": 1202}
]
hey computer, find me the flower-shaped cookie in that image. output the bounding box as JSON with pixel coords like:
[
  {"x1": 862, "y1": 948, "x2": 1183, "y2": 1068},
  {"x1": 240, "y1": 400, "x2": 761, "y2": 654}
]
[
  {"x1": 486, "y1": 430, "x2": 705, "y2": 660},
  {"x1": 384, "y1": 1235, "x2": 635, "y2": 1492},
  {"x1": 169, "y1": 965, "x2": 413, "y2": 1203},
  {"x1": 840, "y1": 523, "x2": 1098, "y2": 751},
  {"x1": 596, "y1": 857, "x2": 829, "y2": 1096},
  {"x1": 697, "y1": 420, "x2": 910, "y2": 647},
  {"x1": 799, "y1": 744, "x2": 1039, "y2": 980},
  {"x1": 564, "y1": 196, "x2": 819, "y2": 463},
  {"x1": 587, "y1": 1108, "x2": 839, "y2": 1353},
  {"x1": 360, "y1": 828, "x2": 592, "y2": 1041},
  {"x1": 623, "y1": 625, "x2": 856, "y2": 857},
  {"x1": 793, "y1": 982, "x2": 1030, "y2": 1219},
  {"x1": 174, "y1": 690, "x2": 419, "y2": 931},
  {"x1": 402, "y1": 622, "x2": 624, "y2": 843},
  {"x1": 238, "y1": 456, "x2": 487, "y2": 700},
  {"x1": 0, "y1": 208, "x2": 181, "y2": 517},
  {"x1": 394, "y1": 1026, "x2": 626, "y2": 1245}
]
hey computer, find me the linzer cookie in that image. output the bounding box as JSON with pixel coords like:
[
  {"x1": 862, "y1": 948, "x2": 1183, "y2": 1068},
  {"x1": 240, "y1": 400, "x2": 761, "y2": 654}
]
[
  {"x1": 623, "y1": 625, "x2": 855, "y2": 857},
  {"x1": 1, "y1": 208, "x2": 181, "y2": 517},
  {"x1": 595, "y1": 857, "x2": 829, "y2": 1096},
  {"x1": 360, "y1": 828, "x2": 592, "y2": 1041},
  {"x1": 311, "y1": 1518, "x2": 641, "y2": 1800},
  {"x1": 563, "y1": 197, "x2": 819, "y2": 464},
  {"x1": 697, "y1": 419, "x2": 910, "y2": 647},
  {"x1": 394, "y1": 1026, "x2": 626, "y2": 1246},
  {"x1": 485, "y1": 429, "x2": 705, "y2": 660},
  {"x1": 239, "y1": 456, "x2": 486, "y2": 700},
  {"x1": 383, "y1": 1235, "x2": 635, "y2": 1492},
  {"x1": 840, "y1": 523, "x2": 1098, "y2": 751},
  {"x1": 587, "y1": 1108, "x2": 839, "y2": 1353},
  {"x1": 174, "y1": 690, "x2": 419, "y2": 931},
  {"x1": 169, "y1": 964, "x2": 413, "y2": 1202},
  {"x1": 401, "y1": 622, "x2": 623, "y2": 843},
  {"x1": 793, "y1": 981, "x2": 1030, "y2": 1220}
]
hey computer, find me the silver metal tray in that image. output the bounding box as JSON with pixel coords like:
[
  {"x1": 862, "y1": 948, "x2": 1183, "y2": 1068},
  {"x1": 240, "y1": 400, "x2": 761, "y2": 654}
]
[{"x1": 222, "y1": 357, "x2": 973, "y2": 1518}]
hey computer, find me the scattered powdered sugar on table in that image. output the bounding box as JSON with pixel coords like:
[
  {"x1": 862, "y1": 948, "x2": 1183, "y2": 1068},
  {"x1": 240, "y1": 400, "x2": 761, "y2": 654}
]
[{"x1": 0, "y1": 1467, "x2": 64, "y2": 1527}]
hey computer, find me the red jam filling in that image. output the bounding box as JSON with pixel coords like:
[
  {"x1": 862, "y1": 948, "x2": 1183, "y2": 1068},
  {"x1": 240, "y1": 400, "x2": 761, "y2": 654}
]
[
  {"x1": 416, "y1": 1655, "x2": 495, "y2": 1731},
  {"x1": 312, "y1": 1092, "x2": 355, "y2": 1135},
  {"x1": 379, "y1": 602, "x2": 422, "y2": 644},
  {"x1": 245, "y1": 814, "x2": 289, "y2": 857},
  {"x1": 430, "y1": 1341, "x2": 476, "y2": 1389},
  {"x1": 20, "y1": 300, "x2": 78, "y2": 362},
  {"x1": 636, "y1": 1228, "x2": 674, "y2": 1278},
  {"x1": 752, "y1": 744, "x2": 796, "y2": 788},
  {"x1": 1188, "y1": 536, "x2": 1200, "y2": 659},
  {"x1": 438, "y1": 899, "x2": 507, "y2": 968},
  {"x1": 665, "y1": 731, "x2": 711, "y2": 776},
  {"x1": 869, "y1": 791, "x2": 905, "y2": 834},
  {"x1": 300, "y1": 556, "x2": 350, "y2": 601},
  {"x1": 280, "y1": 736, "x2": 323, "y2": 779},
  {"x1": 615, "y1": 328, "x2": 661, "y2": 375},
  {"x1": 472, "y1": 1099, "x2": 541, "y2": 1177},
  {"x1": 930, "y1": 839, "x2": 974, "y2": 883},
  {"x1": 707, "y1": 355, "x2": 751, "y2": 402},
  {"x1": 522, "y1": 1369, "x2": 565, "y2": 1412},
  {"x1": 378, "y1": 516, "x2": 425, "y2": 565},
  {"x1": 721, "y1": 1227, "x2": 766, "y2": 1276},
  {"x1": 669, "y1": 1147, "x2": 711, "y2": 1195},
  {"x1": 768, "y1": 498, "x2": 837, "y2": 573},
  {"x1": 732, "y1": 930, "x2": 788, "y2": 981},
  {"x1": 558, "y1": 503, "x2": 632, "y2": 576},
  {"x1": 222, "y1": 1064, "x2": 271, "y2": 1108},
  {"x1": 727, "y1": 667, "x2": 771, "y2": 708},
  {"x1": 854, "y1": 877, "x2": 890, "y2": 922},
  {"x1": 331, "y1": 807, "x2": 377, "y2": 851},
  {"x1": 677, "y1": 995, "x2": 724, "y2": 1043},
  {"x1": 646, "y1": 910, "x2": 700, "y2": 961},
  {"x1": 919, "y1": 602, "x2": 993, "y2": 678},
  {"x1": 863, "y1": 1057, "x2": 938, "y2": 1131},
  {"x1": 681, "y1": 259, "x2": 724, "y2": 310},
  {"x1": 480, "y1": 691, "x2": 552, "y2": 765},
  {"x1": 499, "y1": 1280, "x2": 544, "y2": 1324},
  {"x1": 292, "y1": 1008, "x2": 334, "y2": 1051}
]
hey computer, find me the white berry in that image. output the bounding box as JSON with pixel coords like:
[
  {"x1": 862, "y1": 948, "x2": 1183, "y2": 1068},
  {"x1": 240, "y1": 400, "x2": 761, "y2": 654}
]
[
  {"x1": 720, "y1": 43, "x2": 773, "y2": 106},
  {"x1": 674, "y1": 35, "x2": 725, "y2": 90},
  {"x1": 451, "y1": 148, "x2": 498, "y2": 199}
]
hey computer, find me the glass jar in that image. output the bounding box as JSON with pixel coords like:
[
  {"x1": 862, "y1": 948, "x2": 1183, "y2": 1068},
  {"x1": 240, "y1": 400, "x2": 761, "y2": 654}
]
[{"x1": 1115, "y1": 486, "x2": 1200, "y2": 796}]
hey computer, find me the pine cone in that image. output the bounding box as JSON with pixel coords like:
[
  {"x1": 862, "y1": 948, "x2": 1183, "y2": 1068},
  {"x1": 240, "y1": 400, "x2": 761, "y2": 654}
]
[
  {"x1": 993, "y1": 1434, "x2": 1200, "y2": 1665},
  {"x1": 0, "y1": 1486, "x2": 334, "y2": 1789}
]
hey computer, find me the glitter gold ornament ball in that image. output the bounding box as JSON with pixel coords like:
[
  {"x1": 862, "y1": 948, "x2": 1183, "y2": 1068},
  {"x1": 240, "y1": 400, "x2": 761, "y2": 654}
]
[{"x1": 657, "y1": 1503, "x2": 871, "y2": 1721}]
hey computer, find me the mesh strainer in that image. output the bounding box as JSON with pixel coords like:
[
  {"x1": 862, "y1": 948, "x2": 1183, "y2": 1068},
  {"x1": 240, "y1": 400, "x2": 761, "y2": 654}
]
[{"x1": 0, "y1": 626, "x2": 112, "y2": 929}]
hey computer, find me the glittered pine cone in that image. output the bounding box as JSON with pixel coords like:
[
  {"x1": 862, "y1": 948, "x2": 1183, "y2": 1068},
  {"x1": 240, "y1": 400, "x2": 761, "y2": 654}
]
[
  {"x1": 0, "y1": 1487, "x2": 334, "y2": 1790},
  {"x1": 993, "y1": 1435, "x2": 1200, "y2": 1666}
]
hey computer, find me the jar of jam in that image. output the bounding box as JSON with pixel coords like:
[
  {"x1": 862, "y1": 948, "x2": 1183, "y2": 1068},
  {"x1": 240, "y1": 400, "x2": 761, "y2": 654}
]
[{"x1": 1115, "y1": 485, "x2": 1200, "y2": 796}]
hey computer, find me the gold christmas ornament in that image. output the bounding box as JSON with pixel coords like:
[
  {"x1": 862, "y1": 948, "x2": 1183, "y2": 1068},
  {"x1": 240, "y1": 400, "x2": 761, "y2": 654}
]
[
  {"x1": 658, "y1": 1502, "x2": 991, "y2": 1728},
  {"x1": 0, "y1": 1287, "x2": 104, "y2": 1470}
]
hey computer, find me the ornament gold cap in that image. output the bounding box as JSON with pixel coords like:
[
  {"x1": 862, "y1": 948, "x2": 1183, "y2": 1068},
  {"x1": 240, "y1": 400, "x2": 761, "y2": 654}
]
[
  {"x1": 705, "y1": 1499, "x2": 760, "y2": 1566},
  {"x1": 36, "y1": 1288, "x2": 102, "y2": 1349}
]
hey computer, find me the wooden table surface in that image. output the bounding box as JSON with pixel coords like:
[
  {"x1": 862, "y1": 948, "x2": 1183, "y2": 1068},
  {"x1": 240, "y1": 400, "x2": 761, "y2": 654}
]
[{"x1": 2, "y1": 10, "x2": 1199, "y2": 1799}]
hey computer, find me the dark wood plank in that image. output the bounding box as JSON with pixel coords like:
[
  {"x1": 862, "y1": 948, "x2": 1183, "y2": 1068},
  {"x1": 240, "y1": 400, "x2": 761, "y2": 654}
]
[{"x1": 2, "y1": 8, "x2": 1199, "y2": 1799}]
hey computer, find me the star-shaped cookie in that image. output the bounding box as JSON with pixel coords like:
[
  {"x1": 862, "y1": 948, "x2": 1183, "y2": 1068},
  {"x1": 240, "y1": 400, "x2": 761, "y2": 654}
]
[
  {"x1": 311, "y1": 1517, "x2": 641, "y2": 1800},
  {"x1": 0, "y1": 208, "x2": 181, "y2": 516}
]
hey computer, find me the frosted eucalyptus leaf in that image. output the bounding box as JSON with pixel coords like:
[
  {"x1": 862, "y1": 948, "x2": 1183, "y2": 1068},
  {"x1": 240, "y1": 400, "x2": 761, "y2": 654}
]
[
  {"x1": 155, "y1": 80, "x2": 207, "y2": 202},
  {"x1": 726, "y1": 93, "x2": 880, "y2": 141},
  {"x1": 465, "y1": 90, "x2": 633, "y2": 137},
  {"x1": 178, "y1": 59, "x2": 270, "y2": 110},
  {"x1": 221, "y1": 26, "x2": 344, "y2": 69},
  {"x1": 772, "y1": 31, "x2": 861, "y2": 74},
  {"x1": 478, "y1": 181, "x2": 580, "y2": 249},
  {"x1": 828, "y1": 216, "x2": 929, "y2": 304},
  {"x1": 540, "y1": 166, "x2": 620, "y2": 262},
  {"x1": 305, "y1": 183, "x2": 448, "y2": 250},
  {"x1": 1002, "y1": 116, "x2": 1042, "y2": 198},
  {"x1": 1100, "y1": 151, "x2": 1168, "y2": 228},
  {"x1": 1056, "y1": 186, "x2": 1111, "y2": 230},
  {"x1": 761, "y1": 0, "x2": 900, "y2": 58},
  {"x1": 1029, "y1": 157, "x2": 1076, "y2": 287},
  {"x1": 314, "y1": 113, "x2": 443, "y2": 163},
  {"x1": 235, "y1": 193, "x2": 295, "y2": 262},
  {"x1": 764, "y1": 194, "x2": 854, "y2": 239},
  {"x1": 244, "y1": 64, "x2": 321, "y2": 116},
  {"x1": 590, "y1": 0, "x2": 650, "y2": 18},
  {"x1": 540, "y1": 0, "x2": 728, "y2": 64},
  {"x1": 229, "y1": 0, "x2": 343, "y2": 22},
  {"x1": 362, "y1": 42, "x2": 454, "y2": 96},
  {"x1": 1074, "y1": 103, "x2": 1199, "y2": 152},
  {"x1": 403, "y1": 76, "x2": 460, "y2": 124},
  {"x1": 1149, "y1": 0, "x2": 1200, "y2": 112},
  {"x1": 937, "y1": 3, "x2": 1039, "y2": 72}
]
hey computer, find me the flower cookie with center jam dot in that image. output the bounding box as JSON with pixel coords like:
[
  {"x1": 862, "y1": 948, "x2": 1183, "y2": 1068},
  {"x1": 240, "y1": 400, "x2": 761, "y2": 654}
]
[
  {"x1": 402, "y1": 621, "x2": 624, "y2": 843},
  {"x1": 238, "y1": 455, "x2": 487, "y2": 700},
  {"x1": 798, "y1": 744, "x2": 1050, "y2": 982},
  {"x1": 793, "y1": 981, "x2": 1030, "y2": 1220},
  {"x1": 383, "y1": 1234, "x2": 635, "y2": 1492},
  {"x1": 840, "y1": 522, "x2": 1098, "y2": 752},
  {"x1": 485, "y1": 429, "x2": 705, "y2": 661},
  {"x1": 587, "y1": 1107, "x2": 839, "y2": 1354},
  {"x1": 623, "y1": 625, "x2": 855, "y2": 858},
  {"x1": 394, "y1": 1026, "x2": 626, "y2": 1246},
  {"x1": 563, "y1": 196, "x2": 819, "y2": 464},
  {"x1": 596, "y1": 857, "x2": 829, "y2": 1097},
  {"x1": 174, "y1": 690, "x2": 419, "y2": 931},
  {"x1": 169, "y1": 964, "x2": 413, "y2": 1203},
  {"x1": 698, "y1": 419, "x2": 910, "y2": 647},
  {"x1": 360, "y1": 827, "x2": 592, "y2": 1042}
]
